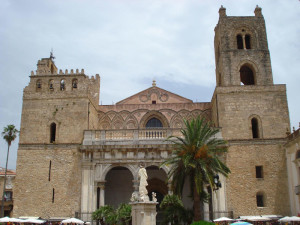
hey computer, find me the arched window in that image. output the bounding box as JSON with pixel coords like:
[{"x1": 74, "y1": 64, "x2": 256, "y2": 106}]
[
  {"x1": 146, "y1": 118, "x2": 163, "y2": 128},
  {"x1": 251, "y1": 118, "x2": 259, "y2": 138},
  {"x1": 256, "y1": 192, "x2": 265, "y2": 207},
  {"x1": 237, "y1": 34, "x2": 243, "y2": 49},
  {"x1": 36, "y1": 79, "x2": 42, "y2": 90},
  {"x1": 50, "y1": 123, "x2": 56, "y2": 143},
  {"x1": 49, "y1": 79, "x2": 54, "y2": 90},
  {"x1": 240, "y1": 65, "x2": 255, "y2": 85},
  {"x1": 72, "y1": 79, "x2": 78, "y2": 89},
  {"x1": 60, "y1": 79, "x2": 65, "y2": 91},
  {"x1": 245, "y1": 34, "x2": 251, "y2": 49}
]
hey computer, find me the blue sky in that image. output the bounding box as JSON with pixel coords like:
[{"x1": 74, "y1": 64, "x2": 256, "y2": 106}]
[{"x1": 0, "y1": 0, "x2": 299, "y2": 169}]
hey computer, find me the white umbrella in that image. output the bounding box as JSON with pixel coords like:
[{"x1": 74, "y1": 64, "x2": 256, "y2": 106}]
[
  {"x1": 247, "y1": 216, "x2": 271, "y2": 222},
  {"x1": 278, "y1": 217, "x2": 293, "y2": 222},
  {"x1": 214, "y1": 217, "x2": 234, "y2": 222},
  {"x1": 0, "y1": 217, "x2": 25, "y2": 223},
  {"x1": 61, "y1": 218, "x2": 84, "y2": 224},
  {"x1": 23, "y1": 219, "x2": 46, "y2": 224},
  {"x1": 290, "y1": 217, "x2": 300, "y2": 221}
]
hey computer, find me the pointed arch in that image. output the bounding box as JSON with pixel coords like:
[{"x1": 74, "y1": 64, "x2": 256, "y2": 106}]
[
  {"x1": 98, "y1": 115, "x2": 112, "y2": 130},
  {"x1": 139, "y1": 111, "x2": 169, "y2": 128},
  {"x1": 111, "y1": 114, "x2": 125, "y2": 129},
  {"x1": 170, "y1": 114, "x2": 184, "y2": 128},
  {"x1": 124, "y1": 114, "x2": 138, "y2": 129}
]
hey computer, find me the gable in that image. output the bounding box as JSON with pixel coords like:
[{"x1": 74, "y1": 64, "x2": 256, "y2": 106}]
[{"x1": 116, "y1": 86, "x2": 193, "y2": 105}]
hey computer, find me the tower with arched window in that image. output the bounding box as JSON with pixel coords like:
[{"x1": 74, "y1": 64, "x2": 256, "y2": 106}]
[{"x1": 212, "y1": 6, "x2": 290, "y2": 217}]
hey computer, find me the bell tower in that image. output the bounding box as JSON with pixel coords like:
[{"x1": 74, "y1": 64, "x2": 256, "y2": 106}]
[
  {"x1": 211, "y1": 6, "x2": 290, "y2": 217},
  {"x1": 214, "y1": 5, "x2": 273, "y2": 87}
]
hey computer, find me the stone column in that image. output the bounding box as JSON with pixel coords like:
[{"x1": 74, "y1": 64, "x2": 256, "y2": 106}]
[
  {"x1": 93, "y1": 186, "x2": 97, "y2": 212},
  {"x1": 242, "y1": 34, "x2": 246, "y2": 50},
  {"x1": 204, "y1": 201, "x2": 209, "y2": 221},
  {"x1": 130, "y1": 202, "x2": 157, "y2": 225},
  {"x1": 99, "y1": 182, "x2": 106, "y2": 207}
]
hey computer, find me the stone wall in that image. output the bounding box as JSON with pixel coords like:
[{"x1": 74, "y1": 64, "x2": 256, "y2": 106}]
[
  {"x1": 13, "y1": 145, "x2": 81, "y2": 218},
  {"x1": 212, "y1": 85, "x2": 290, "y2": 140},
  {"x1": 226, "y1": 142, "x2": 290, "y2": 217}
]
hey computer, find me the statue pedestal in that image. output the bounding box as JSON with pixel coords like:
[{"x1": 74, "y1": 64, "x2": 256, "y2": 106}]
[{"x1": 130, "y1": 202, "x2": 157, "y2": 225}]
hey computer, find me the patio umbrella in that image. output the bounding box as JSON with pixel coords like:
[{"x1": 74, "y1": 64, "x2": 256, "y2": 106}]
[
  {"x1": 0, "y1": 217, "x2": 25, "y2": 223},
  {"x1": 278, "y1": 217, "x2": 293, "y2": 222},
  {"x1": 214, "y1": 217, "x2": 234, "y2": 222},
  {"x1": 247, "y1": 216, "x2": 271, "y2": 222},
  {"x1": 290, "y1": 217, "x2": 300, "y2": 221},
  {"x1": 23, "y1": 219, "x2": 46, "y2": 224},
  {"x1": 230, "y1": 222, "x2": 252, "y2": 225},
  {"x1": 61, "y1": 218, "x2": 84, "y2": 224}
]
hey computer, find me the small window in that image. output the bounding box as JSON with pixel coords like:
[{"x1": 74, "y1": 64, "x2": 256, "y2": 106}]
[
  {"x1": 49, "y1": 160, "x2": 52, "y2": 181},
  {"x1": 50, "y1": 123, "x2": 56, "y2": 143},
  {"x1": 72, "y1": 79, "x2": 78, "y2": 89},
  {"x1": 60, "y1": 79, "x2": 65, "y2": 91},
  {"x1": 52, "y1": 188, "x2": 55, "y2": 203},
  {"x1": 51, "y1": 64, "x2": 54, "y2": 74},
  {"x1": 152, "y1": 100, "x2": 156, "y2": 104},
  {"x1": 146, "y1": 118, "x2": 163, "y2": 128},
  {"x1": 49, "y1": 80, "x2": 54, "y2": 90},
  {"x1": 240, "y1": 65, "x2": 255, "y2": 85},
  {"x1": 245, "y1": 35, "x2": 251, "y2": 49},
  {"x1": 36, "y1": 80, "x2": 42, "y2": 90},
  {"x1": 256, "y1": 166, "x2": 263, "y2": 178},
  {"x1": 251, "y1": 118, "x2": 259, "y2": 138},
  {"x1": 256, "y1": 193, "x2": 264, "y2": 207},
  {"x1": 237, "y1": 34, "x2": 243, "y2": 49},
  {"x1": 4, "y1": 191, "x2": 12, "y2": 201}
]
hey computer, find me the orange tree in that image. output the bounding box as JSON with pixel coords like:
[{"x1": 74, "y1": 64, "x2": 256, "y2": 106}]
[{"x1": 162, "y1": 117, "x2": 230, "y2": 221}]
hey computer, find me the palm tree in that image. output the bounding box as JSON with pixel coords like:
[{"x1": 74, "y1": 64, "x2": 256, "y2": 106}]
[
  {"x1": 1, "y1": 125, "x2": 19, "y2": 217},
  {"x1": 162, "y1": 117, "x2": 230, "y2": 221}
]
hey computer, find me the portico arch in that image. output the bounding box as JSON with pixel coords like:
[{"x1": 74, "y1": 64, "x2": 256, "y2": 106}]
[
  {"x1": 101, "y1": 164, "x2": 135, "y2": 181},
  {"x1": 105, "y1": 166, "x2": 134, "y2": 208}
]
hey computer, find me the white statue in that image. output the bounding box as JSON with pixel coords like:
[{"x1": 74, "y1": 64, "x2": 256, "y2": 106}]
[
  {"x1": 130, "y1": 192, "x2": 139, "y2": 202},
  {"x1": 152, "y1": 192, "x2": 157, "y2": 203},
  {"x1": 138, "y1": 164, "x2": 149, "y2": 202}
]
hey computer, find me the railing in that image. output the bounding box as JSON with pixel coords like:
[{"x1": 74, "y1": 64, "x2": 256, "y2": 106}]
[
  {"x1": 83, "y1": 128, "x2": 223, "y2": 145},
  {"x1": 86, "y1": 128, "x2": 183, "y2": 141}
]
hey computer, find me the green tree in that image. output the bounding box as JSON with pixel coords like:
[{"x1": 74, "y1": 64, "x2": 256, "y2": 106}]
[
  {"x1": 116, "y1": 203, "x2": 131, "y2": 225},
  {"x1": 92, "y1": 205, "x2": 116, "y2": 225},
  {"x1": 160, "y1": 194, "x2": 193, "y2": 225},
  {"x1": 92, "y1": 204, "x2": 131, "y2": 225},
  {"x1": 1, "y1": 124, "x2": 19, "y2": 217},
  {"x1": 162, "y1": 117, "x2": 230, "y2": 221}
]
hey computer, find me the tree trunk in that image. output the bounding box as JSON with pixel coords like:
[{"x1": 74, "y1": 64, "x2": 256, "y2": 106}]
[
  {"x1": 1, "y1": 144, "x2": 10, "y2": 217},
  {"x1": 193, "y1": 185, "x2": 204, "y2": 221}
]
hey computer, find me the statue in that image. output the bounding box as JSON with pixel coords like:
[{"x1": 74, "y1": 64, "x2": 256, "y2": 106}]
[
  {"x1": 138, "y1": 164, "x2": 149, "y2": 202},
  {"x1": 152, "y1": 192, "x2": 157, "y2": 203}
]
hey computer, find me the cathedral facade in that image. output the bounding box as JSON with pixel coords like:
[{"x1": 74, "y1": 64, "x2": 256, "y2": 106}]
[{"x1": 13, "y1": 6, "x2": 291, "y2": 221}]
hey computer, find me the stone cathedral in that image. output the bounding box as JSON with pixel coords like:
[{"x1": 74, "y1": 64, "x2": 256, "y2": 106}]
[{"x1": 13, "y1": 6, "x2": 291, "y2": 221}]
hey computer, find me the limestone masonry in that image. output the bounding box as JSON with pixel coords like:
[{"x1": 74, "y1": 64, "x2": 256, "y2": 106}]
[{"x1": 13, "y1": 6, "x2": 291, "y2": 222}]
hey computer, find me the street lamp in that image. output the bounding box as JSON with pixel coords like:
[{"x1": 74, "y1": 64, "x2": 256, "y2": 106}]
[{"x1": 213, "y1": 174, "x2": 222, "y2": 190}]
